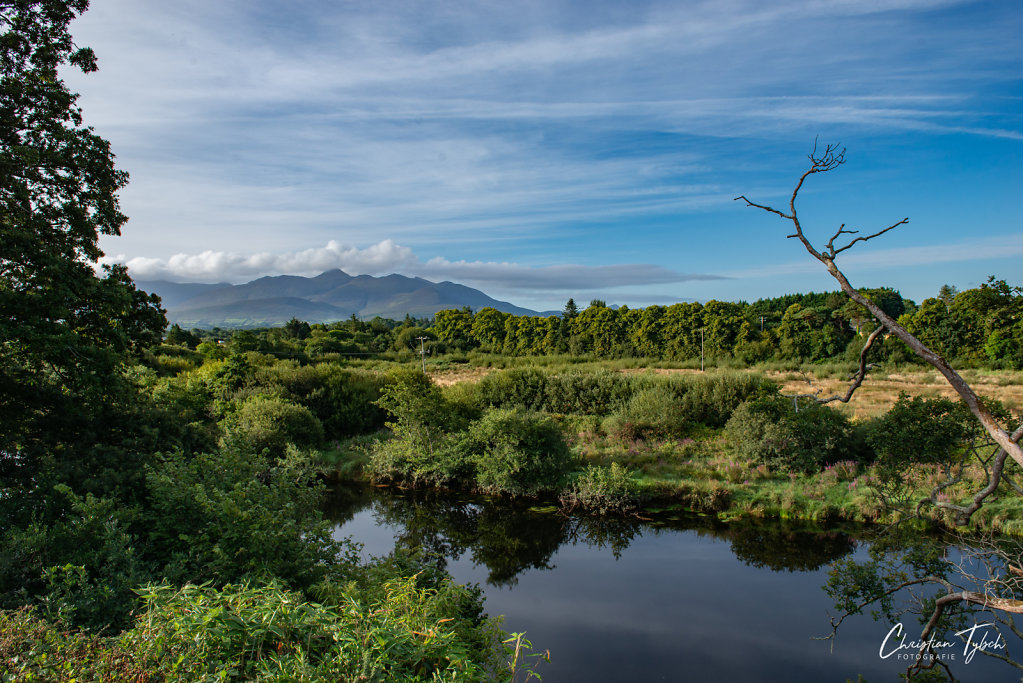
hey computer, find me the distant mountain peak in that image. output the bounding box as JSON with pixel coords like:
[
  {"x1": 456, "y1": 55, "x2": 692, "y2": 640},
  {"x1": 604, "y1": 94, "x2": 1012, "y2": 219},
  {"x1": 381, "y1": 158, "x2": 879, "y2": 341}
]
[{"x1": 140, "y1": 269, "x2": 540, "y2": 328}]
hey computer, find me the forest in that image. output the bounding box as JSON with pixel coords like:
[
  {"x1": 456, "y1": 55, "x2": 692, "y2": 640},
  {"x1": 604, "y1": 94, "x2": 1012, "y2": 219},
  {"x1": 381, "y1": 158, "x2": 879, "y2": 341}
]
[{"x1": 156, "y1": 277, "x2": 1023, "y2": 371}]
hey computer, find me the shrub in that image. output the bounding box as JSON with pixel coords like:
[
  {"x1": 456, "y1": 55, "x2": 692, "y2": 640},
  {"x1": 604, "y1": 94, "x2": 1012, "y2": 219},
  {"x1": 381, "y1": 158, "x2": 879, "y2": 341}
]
[
  {"x1": 462, "y1": 408, "x2": 572, "y2": 497},
  {"x1": 560, "y1": 463, "x2": 639, "y2": 515},
  {"x1": 317, "y1": 366, "x2": 388, "y2": 438},
  {"x1": 225, "y1": 395, "x2": 324, "y2": 457},
  {"x1": 544, "y1": 370, "x2": 634, "y2": 415},
  {"x1": 675, "y1": 372, "x2": 778, "y2": 427},
  {"x1": 0, "y1": 488, "x2": 147, "y2": 632},
  {"x1": 603, "y1": 387, "x2": 688, "y2": 440},
  {"x1": 472, "y1": 367, "x2": 551, "y2": 411},
  {"x1": 369, "y1": 367, "x2": 471, "y2": 487},
  {"x1": 865, "y1": 393, "x2": 974, "y2": 470},
  {"x1": 1, "y1": 574, "x2": 521, "y2": 683},
  {"x1": 469, "y1": 368, "x2": 635, "y2": 416},
  {"x1": 144, "y1": 448, "x2": 348, "y2": 589},
  {"x1": 120, "y1": 579, "x2": 503, "y2": 682},
  {"x1": 725, "y1": 396, "x2": 860, "y2": 473}
]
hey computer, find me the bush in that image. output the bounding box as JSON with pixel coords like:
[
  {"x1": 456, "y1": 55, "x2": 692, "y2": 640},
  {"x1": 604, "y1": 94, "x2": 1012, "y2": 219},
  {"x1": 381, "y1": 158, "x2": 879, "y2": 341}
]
[
  {"x1": 120, "y1": 578, "x2": 503, "y2": 682},
  {"x1": 544, "y1": 370, "x2": 634, "y2": 415},
  {"x1": 316, "y1": 366, "x2": 388, "y2": 438},
  {"x1": 675, "y1": 372, "x2": 778, "y2": 428},
  {"x1": 725, "y1": 396, "x2": 861, "y2": 473},
  {"x1": 0, "y1": 488, "x2": 147, "y2": 632},
  {"x1": 462, "y1": 408, "x2": 572, "y2": 497},
  {"x1": 224, "y1": 395, "x2": 324, "y2": 457},
  {"x1": 1, "y1": 572, "x2": 521, "y2": 683},
  {"x1": 144, "y1": 448, "x2": 348, "y2": 590},
  {"x1": 560, "y1": 463, "x2": 639, "y2": 515},
  {"x1": 865, "y1": 393, "x2": 973, "y2": 470},
  {"x1": 603, "y1": 387, "x2": 688, "y2": 440},
  {"x1": 369, "y1": 367, "x2": 471, "y2": 487},
  {"x1": 469, "y1": 368, "x2": 635, "y2": 416}
]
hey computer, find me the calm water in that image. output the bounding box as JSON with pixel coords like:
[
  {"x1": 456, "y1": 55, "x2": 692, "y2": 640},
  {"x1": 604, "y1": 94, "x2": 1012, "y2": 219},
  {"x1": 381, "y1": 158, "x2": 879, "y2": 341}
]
[{"x1": 325, "y1": 485, "x2": 1016, "y2": 682}]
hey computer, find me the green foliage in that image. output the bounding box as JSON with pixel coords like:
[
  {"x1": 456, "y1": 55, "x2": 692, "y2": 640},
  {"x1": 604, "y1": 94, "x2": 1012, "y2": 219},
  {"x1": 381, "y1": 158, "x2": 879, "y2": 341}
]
[
  {"x1": 370, "y1": 367, "x2": 470, "y2": 487},
  {"x1": 674, "y1": 371, "x2": 778, "y2": 427},
  {"x1": 560, "y1": 463, "x2": 639, "y2": 515},
  {"x1": 725, "y1": 396, "x2": 862, "y2": 473},
  {"x1": 1, "y1": 571, "x2": 528, "y2": 682},
  {"x1": 603, "y1": 387, "x2": 688, "y2": 440},
  {"x1": 0, "y1": 487, "x2": 146, "y2": 632},
  {"x1": 223, "y1": 395, "x2": 324, "y2": 457},
  {"x1": 0, "y1": 1, "x2": 167, "y2": 469},
  {"x1": 0, "y1": 606, "x2": 150, "y2": 682},
  {"x1": 316, "y1": 366, "x2": 389, "y2": 438},
  {"x1": 866, "y1": 393, "x2": 972, "y2": 471},
  {"x1": 462, "y1": 408, "x2": 573, "y2": 497},
  {"x1": 143, "y1": 449, "x2": 349, "y2": 591},
  {"x1": 118, "y1": 579, "x2": 499, "y2": 682},
  {"x1": 1, "y1": 0, "x2": 168, "y2": 533}
]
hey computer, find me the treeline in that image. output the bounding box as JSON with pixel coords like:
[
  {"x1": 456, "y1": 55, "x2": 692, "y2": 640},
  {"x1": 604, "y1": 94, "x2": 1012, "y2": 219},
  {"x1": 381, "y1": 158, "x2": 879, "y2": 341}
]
[
  {"x1": 432, "y1": 278, "x2": 1022, "y2": 368},
  {"x1": 176, "y1": 278, "x2": 1022, "y2": 370}
]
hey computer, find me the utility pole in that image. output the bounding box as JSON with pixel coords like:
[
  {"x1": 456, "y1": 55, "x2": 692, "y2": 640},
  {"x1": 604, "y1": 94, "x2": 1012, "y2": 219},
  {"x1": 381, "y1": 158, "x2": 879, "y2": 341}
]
[
  {"x1": 700, "y1": 327, "x2": 705, "y2": 372},
  {"x1": 417, "y1": 336, "x2": 428, "y2": 373}
]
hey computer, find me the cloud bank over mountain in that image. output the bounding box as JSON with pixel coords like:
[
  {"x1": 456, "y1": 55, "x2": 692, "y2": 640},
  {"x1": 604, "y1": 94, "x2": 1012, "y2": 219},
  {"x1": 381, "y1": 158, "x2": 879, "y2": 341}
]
[{"x1": 103, "y1": 240, "x2": 726, "y2": 303}]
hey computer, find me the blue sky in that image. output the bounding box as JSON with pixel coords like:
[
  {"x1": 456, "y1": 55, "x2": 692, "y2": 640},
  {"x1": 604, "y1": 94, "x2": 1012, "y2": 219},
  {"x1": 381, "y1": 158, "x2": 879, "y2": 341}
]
[{"x1": 65, "y1": 0, "x2": 1022, "y2": 311}]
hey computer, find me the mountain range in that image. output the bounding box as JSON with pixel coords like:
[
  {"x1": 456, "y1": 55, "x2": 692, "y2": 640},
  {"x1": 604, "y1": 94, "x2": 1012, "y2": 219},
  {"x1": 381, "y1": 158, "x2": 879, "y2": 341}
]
[{"x1": 136, "y1": 270, "x2": 548, "y2": 328}]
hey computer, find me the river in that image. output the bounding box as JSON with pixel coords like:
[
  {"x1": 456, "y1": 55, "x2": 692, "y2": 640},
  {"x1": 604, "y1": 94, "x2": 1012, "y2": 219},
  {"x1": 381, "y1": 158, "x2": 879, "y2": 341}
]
[{"x1": 325, "y1": 484, "x2": 1016, "y2": 682}]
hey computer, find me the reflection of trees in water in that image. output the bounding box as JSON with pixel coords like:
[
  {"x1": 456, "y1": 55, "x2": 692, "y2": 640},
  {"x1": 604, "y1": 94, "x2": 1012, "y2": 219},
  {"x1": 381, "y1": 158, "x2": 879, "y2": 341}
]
[
  {"x1": 725, "y1": 523, "x2": 857, "y2": 572},
  {"x1": 566, "y1": 516, "x2": 643, "y2": 560},
  {"x1": 321, "y1": 482, "x2": 377, "y2": 527},
  {"x1": 325, "y1": 486, "x2": 860, "y2": 585},
  {"x1": 369, "y1": 492, "x2": 570, "y2": 586}
]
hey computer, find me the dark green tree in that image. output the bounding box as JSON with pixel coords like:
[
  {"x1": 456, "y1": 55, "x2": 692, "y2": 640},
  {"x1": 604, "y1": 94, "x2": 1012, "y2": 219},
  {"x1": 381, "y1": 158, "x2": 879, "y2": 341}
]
[
  {"x1": 283, "y1": 316, "x2": 311, "y2": 340},
  {"x1": 562, "y1": 297, "x2": 579, "y2": 320},
  {"x1": 1, "y1": 0, "x2": 166, "y2": 511},
  {"x1": 164, "y1": 323, "x2": 199, "y2": 348}
]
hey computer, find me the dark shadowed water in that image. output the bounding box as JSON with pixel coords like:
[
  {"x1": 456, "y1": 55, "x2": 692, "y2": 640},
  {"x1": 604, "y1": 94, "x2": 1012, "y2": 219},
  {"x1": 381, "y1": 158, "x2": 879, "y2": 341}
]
[{"x1": 325, "y1": 485, "x2": 1017, "y2": 682}]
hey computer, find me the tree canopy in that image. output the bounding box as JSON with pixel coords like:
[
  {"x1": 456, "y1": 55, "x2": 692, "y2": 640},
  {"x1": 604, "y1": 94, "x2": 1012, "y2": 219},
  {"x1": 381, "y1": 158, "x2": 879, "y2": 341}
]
[{"x1": 1, "y1": 0, "x2": 165, "y2": 518}]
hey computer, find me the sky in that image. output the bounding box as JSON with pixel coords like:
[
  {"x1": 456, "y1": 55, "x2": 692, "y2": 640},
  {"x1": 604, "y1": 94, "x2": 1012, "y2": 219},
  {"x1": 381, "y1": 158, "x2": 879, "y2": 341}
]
[{"x1": 63, "y1": 0, "x2": 1022, "y2": 312}]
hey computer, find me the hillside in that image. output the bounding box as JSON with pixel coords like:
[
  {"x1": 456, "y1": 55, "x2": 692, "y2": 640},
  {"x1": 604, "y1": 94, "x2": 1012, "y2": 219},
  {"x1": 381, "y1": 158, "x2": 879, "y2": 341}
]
[{"x1": 136, "y1": 270, "x2": 545, "y2": 327}]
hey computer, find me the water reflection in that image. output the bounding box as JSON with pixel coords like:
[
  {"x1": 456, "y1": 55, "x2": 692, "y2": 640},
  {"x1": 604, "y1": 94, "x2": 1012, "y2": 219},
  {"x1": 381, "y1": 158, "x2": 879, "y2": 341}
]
[
  {"x1": 324, "y1": 484, "x2": 856, "y2": 585},
  {"x1": 724, "y1": 524, "x2": 857, "y2": 572}
]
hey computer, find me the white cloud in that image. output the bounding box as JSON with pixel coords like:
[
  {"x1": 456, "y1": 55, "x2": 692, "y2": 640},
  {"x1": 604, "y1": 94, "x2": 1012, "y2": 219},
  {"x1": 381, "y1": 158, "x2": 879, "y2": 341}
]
[{"x1": 103, "y1": 240, "x2": 725, "y2": 293}]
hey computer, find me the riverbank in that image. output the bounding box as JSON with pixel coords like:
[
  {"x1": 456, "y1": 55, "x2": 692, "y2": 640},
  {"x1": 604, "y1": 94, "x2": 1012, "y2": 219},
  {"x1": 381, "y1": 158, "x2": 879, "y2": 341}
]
[{"x1": 313, "y1": 425, "x2": 1023, "y2": 536}]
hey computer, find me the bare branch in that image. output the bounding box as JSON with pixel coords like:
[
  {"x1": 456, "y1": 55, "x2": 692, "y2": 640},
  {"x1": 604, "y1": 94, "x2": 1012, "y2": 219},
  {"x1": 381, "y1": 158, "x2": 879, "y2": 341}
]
[
  {"x1": 826, "y1": 218, "x2": 908, "y2": 258},
  {"x1": 819, "y1": 325, "x2": 884, "y2": 405},
  {"x1": 919, "y1": 425, "x2": 1023, "y2": 525},
  {"x1": 738, "y1": 144, "x2": 1023, "y2": 493},
  {"x1": 733, "y1": 195, "x2": 792, "y2": 220}
]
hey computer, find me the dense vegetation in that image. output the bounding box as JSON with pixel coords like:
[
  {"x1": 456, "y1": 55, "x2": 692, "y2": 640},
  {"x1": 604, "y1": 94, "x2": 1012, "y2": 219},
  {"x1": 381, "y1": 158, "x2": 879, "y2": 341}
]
[
  {"x1": 162, "y1": 277, "x2": 1023, "y2": 374},
  {"x1": 0, "y1": 3, "x2": 541, "y2": 680}
]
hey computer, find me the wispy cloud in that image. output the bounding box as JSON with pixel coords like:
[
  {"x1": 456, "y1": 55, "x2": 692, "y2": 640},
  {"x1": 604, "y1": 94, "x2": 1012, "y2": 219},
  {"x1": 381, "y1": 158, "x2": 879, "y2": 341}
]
[{"x1": 64, "y1": 0, "x2": 1023, "y2": 306}]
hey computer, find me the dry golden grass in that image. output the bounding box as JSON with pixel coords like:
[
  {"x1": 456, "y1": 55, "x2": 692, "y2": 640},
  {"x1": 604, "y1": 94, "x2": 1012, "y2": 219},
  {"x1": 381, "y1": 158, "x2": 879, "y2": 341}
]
[
  {"x1": 428, "y1": 365, "x2": 494, "y2": 386},
  {"x1": 425, "y1": 359, "x2": 1023, "y2": 420},
  {"x1": 772, "y1": 369, "x2": 1023, "y2": 420}
]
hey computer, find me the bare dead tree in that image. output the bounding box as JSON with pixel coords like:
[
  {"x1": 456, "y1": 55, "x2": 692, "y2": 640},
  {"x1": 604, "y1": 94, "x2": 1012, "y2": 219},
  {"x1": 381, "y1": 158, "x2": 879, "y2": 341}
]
[
  {"x1": 738, "y1": 144, "x2": 1023, "y2": 680},
  {"x1": 735, "y1": 142, "x2": 1023, "y2": 521}
]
